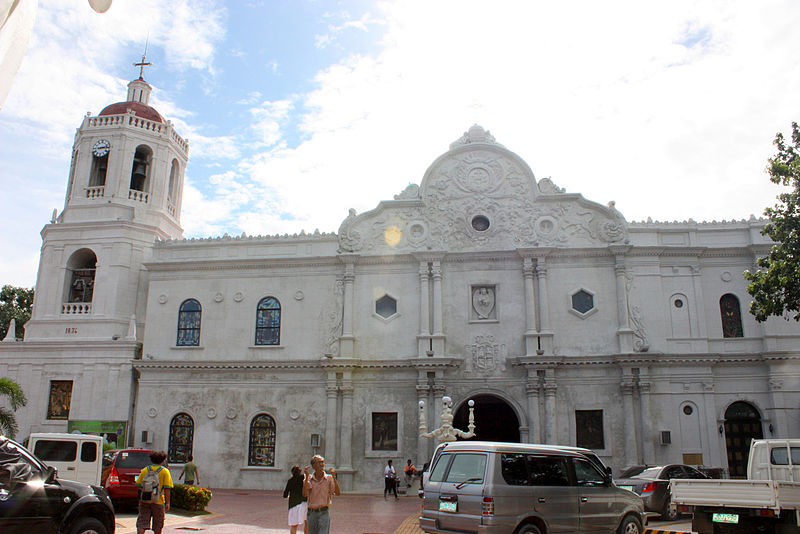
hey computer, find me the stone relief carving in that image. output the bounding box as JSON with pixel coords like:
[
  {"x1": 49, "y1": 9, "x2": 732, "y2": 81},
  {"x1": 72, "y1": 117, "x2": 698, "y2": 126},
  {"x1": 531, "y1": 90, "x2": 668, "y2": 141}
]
[
  {"x1": 335, "y1": 133, "x2": 629, "y2": 254},
  {"x1": 465, "y1": 335, "x2": 506, "y2": 373},
  {"x1": 320, "y1": 279, "x2": 344, "y2": 356},
  {"x1": 471, "y1": 286, "x2": 496, "y2": 320},
  {"x1": 449, "y1": 124, "x2": 499, "y2": 148},
  {"x1": 537, "y1": 177, "x2": 565, "y2": 194},
  {"x1": 625, "y1": 273, "x2": 649, "y2": 351},
  {"x1": 394, "y1": 183, "x2": 420, "y2": 200}
]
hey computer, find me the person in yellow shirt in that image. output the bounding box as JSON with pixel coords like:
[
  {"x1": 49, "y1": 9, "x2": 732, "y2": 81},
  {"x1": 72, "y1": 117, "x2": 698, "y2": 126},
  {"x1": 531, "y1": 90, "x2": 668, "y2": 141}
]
[{"x1": 135, "y1": 450, "x2": 173, "y2": 534}]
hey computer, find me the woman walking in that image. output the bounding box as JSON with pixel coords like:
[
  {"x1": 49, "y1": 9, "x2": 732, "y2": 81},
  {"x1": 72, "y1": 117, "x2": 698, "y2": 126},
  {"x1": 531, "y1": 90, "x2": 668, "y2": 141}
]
[{"x1": 284, "y1": 465, "x2": 308, "y2": 534}]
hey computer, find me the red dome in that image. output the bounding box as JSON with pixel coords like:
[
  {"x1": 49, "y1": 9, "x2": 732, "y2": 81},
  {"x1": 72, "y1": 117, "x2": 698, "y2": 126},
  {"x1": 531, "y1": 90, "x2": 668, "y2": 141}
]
[{"x1": 99, "y1": 101, "x2": 164, "y2": 123}]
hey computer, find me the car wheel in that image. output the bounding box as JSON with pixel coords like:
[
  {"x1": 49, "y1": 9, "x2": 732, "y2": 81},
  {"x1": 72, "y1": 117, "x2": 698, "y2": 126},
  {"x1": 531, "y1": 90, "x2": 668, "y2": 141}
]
[
  {"x1": 516, "y1": 523, "x2": 542, "y2": 534},
  {"x1": 661, "y1": 499, "x2": 680, "y2": 521},
  {"x1": 617, "y1": 515, "x2": 643, "y2": 534},
  {"x1": 67, "y1": 517, "x2": 109, "y2": 534}
]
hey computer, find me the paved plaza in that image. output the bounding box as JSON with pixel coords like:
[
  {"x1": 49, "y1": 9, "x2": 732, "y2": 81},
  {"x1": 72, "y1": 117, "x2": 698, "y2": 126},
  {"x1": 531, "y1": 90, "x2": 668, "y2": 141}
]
[{"x1": 114, "y1": 487, "x2": 693, "y2": 534}]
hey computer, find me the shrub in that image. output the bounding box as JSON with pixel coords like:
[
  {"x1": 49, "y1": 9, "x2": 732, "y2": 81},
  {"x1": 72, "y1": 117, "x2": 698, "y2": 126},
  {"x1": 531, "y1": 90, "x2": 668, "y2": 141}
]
[{"x1": 171, "y1": 483, "x2": 212, "y2": 512}]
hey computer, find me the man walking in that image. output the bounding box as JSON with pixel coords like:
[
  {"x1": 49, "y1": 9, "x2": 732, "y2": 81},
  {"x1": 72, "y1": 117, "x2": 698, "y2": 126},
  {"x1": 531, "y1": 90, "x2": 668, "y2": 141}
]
[
  {"x1": 135, "y1": 450, "x2": 173, "y2": 534},
  {"x1": 303, "y1": 454, "x2": 340, "y2": 534}
]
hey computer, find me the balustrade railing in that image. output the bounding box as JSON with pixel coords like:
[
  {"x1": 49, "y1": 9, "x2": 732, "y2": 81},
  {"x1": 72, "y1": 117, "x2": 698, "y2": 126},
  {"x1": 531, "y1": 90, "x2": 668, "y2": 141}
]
[
  {"x1": 86, "y1": 186, "x2": 105, "y2": 199},
  {"x1": 83, "y1": 113, "x2": 188, "y2": 154},
  {"x1": 167, "y1": 201, "x2": 177, "y2": 218},
  {"x1": 129, "y1": 189, "x2": 149, "y2": 203},
  {"x1": 62, "y1": 302, "x2": 92, "y2": 315}
]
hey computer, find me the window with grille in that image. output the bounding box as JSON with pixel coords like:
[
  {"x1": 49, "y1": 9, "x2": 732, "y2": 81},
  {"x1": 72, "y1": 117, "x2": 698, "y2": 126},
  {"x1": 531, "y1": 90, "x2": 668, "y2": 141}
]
[
  {"x1": 177, "y1": 299, "x2": 201, "y2": 346},
  {"x1": 255, "y1": 297, "x2": 281, "y2": 345},
  {"x1": 249, "y1": 414, "x2": 276, "y2": 466},
  {"x1": 168, "y1": 413, "x2": 194, "y2": 463}
]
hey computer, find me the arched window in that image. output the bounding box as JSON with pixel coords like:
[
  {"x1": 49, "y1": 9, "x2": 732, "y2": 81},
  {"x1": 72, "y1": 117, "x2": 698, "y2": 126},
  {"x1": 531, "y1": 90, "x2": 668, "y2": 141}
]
[
  {"x1": 177, "y1": 299, "x2": 201, "y2": 346},
  {"x1": 720, "y1": 294, "x2": 744, "y2": 338},
  {"x1": 168, "y1": 159, "x2": 180, "y2": 203},
  {"x1": 255, "y1": 297, "x2": 281, "y2": 345},
  {"x1": 66, "y1": 249, "x2": 97, "y2": 304},
  {"x1": 130, "y1": 145, "x2": 153, "y2": 192},
  {"x1": 248, "y1": 414, "x2": 276, "y2": 466},
  {"x1": 167, "y1": 413, "x2": 194, "y2": 463}
]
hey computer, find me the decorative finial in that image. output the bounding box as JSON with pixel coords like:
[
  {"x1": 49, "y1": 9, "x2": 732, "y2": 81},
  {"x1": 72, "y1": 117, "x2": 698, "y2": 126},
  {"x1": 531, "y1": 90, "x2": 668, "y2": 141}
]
[{"x1": 133, "y1": 37, "x2": 151, "y2": 80}]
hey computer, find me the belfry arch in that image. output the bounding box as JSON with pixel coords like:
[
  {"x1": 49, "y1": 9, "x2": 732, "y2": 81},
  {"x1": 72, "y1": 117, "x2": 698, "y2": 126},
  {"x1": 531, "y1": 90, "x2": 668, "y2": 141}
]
[{"x1": 453, "y1": 393, "x2": 522, "y2": 443}]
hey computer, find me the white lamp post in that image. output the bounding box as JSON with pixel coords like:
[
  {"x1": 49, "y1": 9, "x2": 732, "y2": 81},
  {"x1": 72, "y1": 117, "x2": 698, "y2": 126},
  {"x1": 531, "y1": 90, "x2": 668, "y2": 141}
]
[{"x1": 419, "y1": 396, "x2": 476, "y2": 443}]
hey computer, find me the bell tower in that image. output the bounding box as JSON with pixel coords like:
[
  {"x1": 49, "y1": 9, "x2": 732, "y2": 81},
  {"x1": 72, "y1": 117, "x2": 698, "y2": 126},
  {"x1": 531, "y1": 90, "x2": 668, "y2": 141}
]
[{"x1": 24, "y1": 62, "x2": 189, "y2": 342}]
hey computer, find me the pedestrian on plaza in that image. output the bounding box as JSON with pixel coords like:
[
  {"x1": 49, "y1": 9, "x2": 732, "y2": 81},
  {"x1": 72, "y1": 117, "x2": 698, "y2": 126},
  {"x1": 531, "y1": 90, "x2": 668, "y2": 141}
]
[
  {"x1": 384, "y1": 459, "x2": 398, "y2": 500},
  {"x1": 403, "y1": 459, "x2": 418, "y2": 488},
  {"x1": 135, "y1": 450, "x2": 173, "y2": 534},
  {"x1": 303, "y1": 454, "x2": 340, "y2": 534},
  {"x1": 178, "y1": 454, "x2": 200, "y2": 486},
  {"x1": 284, "y1": 465, "x2": 308, "y2": 534}
]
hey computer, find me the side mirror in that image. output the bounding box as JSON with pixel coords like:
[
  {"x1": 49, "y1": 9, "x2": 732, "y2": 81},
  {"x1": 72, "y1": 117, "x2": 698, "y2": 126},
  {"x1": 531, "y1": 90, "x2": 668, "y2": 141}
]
[
  {"x1": 45, "y1": 466, "x2": 58, "y2": 483},
  {"x1": 605, "y1": 466, "x2": 613, "y2": 476}
]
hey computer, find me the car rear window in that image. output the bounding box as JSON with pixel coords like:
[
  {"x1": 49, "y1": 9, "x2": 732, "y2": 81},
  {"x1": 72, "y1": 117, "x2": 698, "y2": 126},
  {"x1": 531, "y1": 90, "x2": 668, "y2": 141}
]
[
  {"x1": 771, "y1": 447, "x2": 800, "y2": 465},
  {"x1": 116, "y1": 451, "x2": 152, "y2": 469},
  {"x1": 633, "y1": 467, "x2": 661, "y2": 479},
  {"x1": 33, "y1": 440, "x2": 77, "y2": 462}
]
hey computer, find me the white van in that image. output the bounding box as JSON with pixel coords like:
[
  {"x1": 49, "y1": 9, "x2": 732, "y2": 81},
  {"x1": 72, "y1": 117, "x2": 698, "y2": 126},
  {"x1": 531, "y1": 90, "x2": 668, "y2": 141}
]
[{"x1": 28, "y1": 433, "x2": 103, "y2": 485}]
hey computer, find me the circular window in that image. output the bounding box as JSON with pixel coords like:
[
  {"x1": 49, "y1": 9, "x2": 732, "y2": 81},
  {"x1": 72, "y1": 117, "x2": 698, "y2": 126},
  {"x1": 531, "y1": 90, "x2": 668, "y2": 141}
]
[
  {"x1": 674, "y1": 299, "x2": 684, "y2": 308},
  {"x1": 471, "y1": 215, "x2": 490, "y2": 232},
  {"x1": 683, "y1": 405, "x2": 694, "y2": 415}
]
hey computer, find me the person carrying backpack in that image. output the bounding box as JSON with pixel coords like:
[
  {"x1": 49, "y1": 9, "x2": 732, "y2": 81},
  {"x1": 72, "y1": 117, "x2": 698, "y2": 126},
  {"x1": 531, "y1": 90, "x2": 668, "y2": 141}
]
[{"x1": 135, "y1": 450, "x2": 173, "y2": 534}]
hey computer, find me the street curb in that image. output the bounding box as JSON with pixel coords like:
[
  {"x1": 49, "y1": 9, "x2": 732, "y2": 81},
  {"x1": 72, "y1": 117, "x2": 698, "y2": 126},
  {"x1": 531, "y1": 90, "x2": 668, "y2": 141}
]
[{"x1": 644, "y1": 529, "x2": 689, "y2": 534}]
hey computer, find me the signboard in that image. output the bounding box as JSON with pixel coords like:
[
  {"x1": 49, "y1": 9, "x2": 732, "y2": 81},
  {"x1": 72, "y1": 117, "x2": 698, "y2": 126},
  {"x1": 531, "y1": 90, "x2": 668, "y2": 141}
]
[{"x1": 67, "y1": 420, "x2": 128, "y2": 448}]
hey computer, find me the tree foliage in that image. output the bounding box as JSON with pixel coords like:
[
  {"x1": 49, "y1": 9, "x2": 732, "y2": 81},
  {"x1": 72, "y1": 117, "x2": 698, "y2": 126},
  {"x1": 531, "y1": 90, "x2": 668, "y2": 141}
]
[
  {"x1": 0, "y1": 377, "x2": 27, "y2": 438},
  {"x1": 745, "y1": 122, "x2": 800, "y2": 322},
  {"x1": 0, "y1": 285, "x2": 34, "y2": 340}
]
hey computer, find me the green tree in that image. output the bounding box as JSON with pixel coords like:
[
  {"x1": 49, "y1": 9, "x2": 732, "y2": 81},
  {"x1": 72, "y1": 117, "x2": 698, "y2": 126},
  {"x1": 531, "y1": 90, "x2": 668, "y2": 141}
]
[
  {"x1": 745, "y1": 122, "x2": 800, "y2": 322},
  {"x1": 0, "y1": 377, "x2": 27, "y2": 438},
  {"x1": 0, "y1": 285, "x2": 34, "y2": 340}
]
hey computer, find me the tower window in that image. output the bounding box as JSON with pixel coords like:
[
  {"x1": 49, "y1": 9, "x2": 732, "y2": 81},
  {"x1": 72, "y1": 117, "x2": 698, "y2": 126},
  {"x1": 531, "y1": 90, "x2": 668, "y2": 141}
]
[
  {"x1": 130, "y1": 145, "x2": 153, "y2": 192},
  {"x1": 66, "y1": 249, "x2": 97, "y2": 303}
]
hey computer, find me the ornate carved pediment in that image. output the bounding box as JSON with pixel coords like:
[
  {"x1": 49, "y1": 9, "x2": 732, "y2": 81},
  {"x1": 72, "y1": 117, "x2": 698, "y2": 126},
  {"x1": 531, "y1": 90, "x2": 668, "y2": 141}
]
[{"x1": 337, "y1": 126, "x2": 629, "y2": 254}]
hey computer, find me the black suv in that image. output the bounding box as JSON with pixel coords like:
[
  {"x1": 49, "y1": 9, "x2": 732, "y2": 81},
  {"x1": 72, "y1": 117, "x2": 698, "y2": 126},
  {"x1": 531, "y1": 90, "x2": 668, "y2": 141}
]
[{"x1": 0, "y1": 435, "x2": 115, "y2": 534}]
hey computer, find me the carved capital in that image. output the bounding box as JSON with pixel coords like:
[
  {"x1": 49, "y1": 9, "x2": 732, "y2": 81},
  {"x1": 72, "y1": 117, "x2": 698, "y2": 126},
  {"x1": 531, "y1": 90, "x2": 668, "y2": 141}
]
[{"x1": 620, "y1": 380, "x2": 636, "y2": 394}]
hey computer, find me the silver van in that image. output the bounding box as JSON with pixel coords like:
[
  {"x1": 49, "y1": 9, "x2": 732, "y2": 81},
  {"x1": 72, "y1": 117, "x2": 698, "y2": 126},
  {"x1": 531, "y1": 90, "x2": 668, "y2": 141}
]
[{"x1": 420, "y1": 441, "x2": 644, "y2": 534}]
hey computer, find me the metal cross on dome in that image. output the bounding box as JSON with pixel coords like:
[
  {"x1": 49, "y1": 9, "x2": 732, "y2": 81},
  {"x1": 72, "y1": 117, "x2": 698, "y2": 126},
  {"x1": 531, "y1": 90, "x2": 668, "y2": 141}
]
[{"x1": 133, "y1": 54, "x2": 151, "y2": 80}]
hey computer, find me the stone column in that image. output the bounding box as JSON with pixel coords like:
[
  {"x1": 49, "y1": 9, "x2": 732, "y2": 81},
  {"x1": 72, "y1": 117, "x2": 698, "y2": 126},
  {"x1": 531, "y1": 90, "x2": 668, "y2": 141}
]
[
  {"x1": 543, "y1": 370, "x2": 557, "y2": 443},
  {"x1": 324, "y1": 375, "x2": 338, "y2": 463},
  {"x1": 418, "y1": 261, "x2": 431, "y2": 356},
  {"x1": 526, "y1": 369, "x2": 541, "y2": 443},
  {"x1": 522, "y1": 257, "x2": 539, "y2": 356},
  {"x1": 535, "y1": 258, "x2": 554, "y2": 353},
  {"x1": 417, "y1": 382, "x2": 430, "y2": 463},
  {"x1": 340, "y1": 259, "x2": 356, "y2": 357},
  {"x1": 433, "y1": 385, "x2": 445, "y2": 434},
  {"x1": 639, "y1": 380, "x2": 655, "y2": 464},
  {"x1": 340, "y1": 382, "x2": 354, "y2": 470},
  {"x1": 431, "y1": 260, "x2": 444, "y2": 355},
  {"x1": 621, "y1": 377, "x2": 637, "y2": 466}
]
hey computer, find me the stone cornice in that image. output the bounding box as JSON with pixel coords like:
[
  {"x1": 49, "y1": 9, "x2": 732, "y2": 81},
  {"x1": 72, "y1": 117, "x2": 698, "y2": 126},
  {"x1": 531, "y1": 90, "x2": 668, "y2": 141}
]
[
  {"x1": 133, "y1": 357, "x2": 463, "y2": 372},
  {"x1": 510, "y1": 351, "x2": 800, "y2": 368},
  {"x1": 143, "y1": 256, "x2": 341, "y2": 273}
]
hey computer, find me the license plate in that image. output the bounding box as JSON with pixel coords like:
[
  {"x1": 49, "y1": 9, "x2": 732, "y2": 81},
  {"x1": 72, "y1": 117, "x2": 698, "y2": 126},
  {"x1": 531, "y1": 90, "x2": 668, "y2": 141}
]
[
  {"x1": 713, "y1": 513, "x2": 739, "y2": 524},
  {"x1": 619, "y1": 485, "x2": 634, "y2": 492},
  {"x1": 439, "y1": 500, "x2": 457, "y2": 513}
]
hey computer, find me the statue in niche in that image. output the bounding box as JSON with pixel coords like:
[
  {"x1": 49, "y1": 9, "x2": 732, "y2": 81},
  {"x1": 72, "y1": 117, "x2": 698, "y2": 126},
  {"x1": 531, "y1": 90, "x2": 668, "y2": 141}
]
[{"x1": 472, "y1": 286, "x2": 495, "y2": 320}]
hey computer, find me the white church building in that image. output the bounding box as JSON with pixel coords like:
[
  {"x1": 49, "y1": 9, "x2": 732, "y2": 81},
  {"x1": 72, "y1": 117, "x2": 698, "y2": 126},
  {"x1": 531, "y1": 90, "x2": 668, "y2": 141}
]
[{"x1": 2, "y1": 73, "x2": 799, "y2": 492}]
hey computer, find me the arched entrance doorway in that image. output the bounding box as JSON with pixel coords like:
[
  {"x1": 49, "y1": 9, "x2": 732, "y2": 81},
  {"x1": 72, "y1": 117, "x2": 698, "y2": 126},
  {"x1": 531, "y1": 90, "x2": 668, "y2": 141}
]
[
  {"x1": 453, "y1": 394, "x2": 520, "y2": 442},
  {"x1": 724, "y1": 401, "x2": 763, "y2": 478}
]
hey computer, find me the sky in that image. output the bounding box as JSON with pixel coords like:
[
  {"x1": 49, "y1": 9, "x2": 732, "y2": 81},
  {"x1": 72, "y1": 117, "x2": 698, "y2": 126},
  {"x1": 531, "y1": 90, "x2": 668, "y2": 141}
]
[{"x1": 1, "y1": 0, "x2": 799, "y2": 288}]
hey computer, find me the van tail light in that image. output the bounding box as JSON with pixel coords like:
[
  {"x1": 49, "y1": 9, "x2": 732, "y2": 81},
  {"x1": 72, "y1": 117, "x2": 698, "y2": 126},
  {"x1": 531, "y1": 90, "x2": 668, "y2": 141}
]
[
  {"x1": 107, "y1": 466, "x2": 120, "y2": 485},
  {"x1": 677, "y1": 505, "x2": 691, "y2": 514},
  {"x1": 759, "y1": 509, "x2": 776, "y2": 517},
  {"x1": 482, "y1": 497, "x2": 494, "y2": 517},
  {"x1": 641, "y1": 482, "x2": 657, "y2": 493}
]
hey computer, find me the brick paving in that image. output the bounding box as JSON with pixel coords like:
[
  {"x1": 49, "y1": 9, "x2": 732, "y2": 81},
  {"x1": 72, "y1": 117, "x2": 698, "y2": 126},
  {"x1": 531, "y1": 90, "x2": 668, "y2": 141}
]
[{"x1": 117, "y1": 488, "x2": 423, "y2": 534}]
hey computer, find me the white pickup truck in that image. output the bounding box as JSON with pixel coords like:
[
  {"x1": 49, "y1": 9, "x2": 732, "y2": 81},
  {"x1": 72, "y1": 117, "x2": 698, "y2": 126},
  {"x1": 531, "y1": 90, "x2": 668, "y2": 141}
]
[{"x1": 671, "y1": 439, "x2": 800, "y2": 534}]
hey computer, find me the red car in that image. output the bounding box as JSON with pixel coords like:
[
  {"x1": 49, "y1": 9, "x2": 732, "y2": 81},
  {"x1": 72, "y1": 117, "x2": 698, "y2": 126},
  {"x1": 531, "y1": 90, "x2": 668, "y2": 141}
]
[{"x1": 101, "y1": 448, "x2": 155, "y2": 508}]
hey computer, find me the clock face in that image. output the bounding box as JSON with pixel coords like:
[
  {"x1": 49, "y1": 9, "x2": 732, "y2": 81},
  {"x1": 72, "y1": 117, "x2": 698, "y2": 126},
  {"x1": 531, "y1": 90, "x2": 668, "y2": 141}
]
[{"x1": 92, "y1": 139, "x2": 111, "y2": 157}]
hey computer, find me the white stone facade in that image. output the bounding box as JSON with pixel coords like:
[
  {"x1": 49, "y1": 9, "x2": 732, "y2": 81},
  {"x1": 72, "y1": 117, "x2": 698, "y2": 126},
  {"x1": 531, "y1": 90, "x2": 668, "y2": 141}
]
[{"x1": 1, "y1": 83, "x2": 799, "y2": 492}]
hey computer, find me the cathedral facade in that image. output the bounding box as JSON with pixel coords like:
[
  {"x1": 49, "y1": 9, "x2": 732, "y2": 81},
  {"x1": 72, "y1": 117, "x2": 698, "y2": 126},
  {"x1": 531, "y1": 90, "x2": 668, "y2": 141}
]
[{"x1": 1, "y1": 75, "x2": 799, "y2": 491}]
